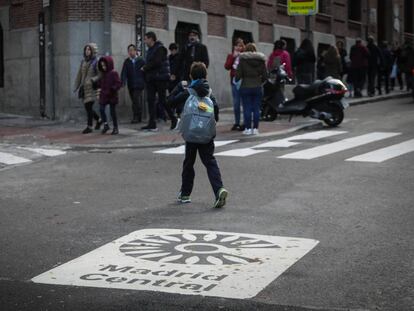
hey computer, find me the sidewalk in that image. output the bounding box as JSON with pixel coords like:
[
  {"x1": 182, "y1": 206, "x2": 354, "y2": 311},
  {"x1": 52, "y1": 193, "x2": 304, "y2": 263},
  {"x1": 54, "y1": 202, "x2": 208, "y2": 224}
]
[{"x1": 0, "y1": 90, "x2": 410, "y2": 149}]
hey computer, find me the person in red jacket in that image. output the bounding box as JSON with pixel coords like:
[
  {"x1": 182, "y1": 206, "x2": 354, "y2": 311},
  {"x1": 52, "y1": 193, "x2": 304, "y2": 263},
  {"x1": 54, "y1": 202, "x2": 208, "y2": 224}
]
[
  {"x1": 267, "y1": 40, "x2": 293, "y2": 78},
  {"x1": 224, "y1": 38, "x2": 245, "y2": 131},
  {"x1": 94, "y1": 56, "x2": 122, "y2": 135}
]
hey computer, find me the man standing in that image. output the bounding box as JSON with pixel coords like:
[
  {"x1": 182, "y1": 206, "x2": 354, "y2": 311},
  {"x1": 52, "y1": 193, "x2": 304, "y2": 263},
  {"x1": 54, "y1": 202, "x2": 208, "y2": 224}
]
[
  {"x1": 178, "y1": 29, "x2": 209, "y2": 81},
  {"x1": 378, "y1": 41, "x2": 393, "y2": 95},
  {"x1": 141, "y1": 32, "x2": 177, "y2": 131},
  {"x1": 168, "y1": 43, "x2": 180, "y2": 92},
  {"x1": 366, "y1": 36, "x2": 384, "y2": 97},
  {"x1": 350, "y1": 38, "x2": 370, "y2": 97},
  {"x1": 121, "y1": 44, "x2": 145, "y2": 123}
]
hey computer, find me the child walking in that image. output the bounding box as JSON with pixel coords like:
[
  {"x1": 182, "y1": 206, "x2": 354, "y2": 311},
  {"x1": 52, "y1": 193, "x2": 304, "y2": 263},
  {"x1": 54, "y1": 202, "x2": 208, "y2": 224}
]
[
  {"x1": 95, "y1": 56, "x2": 122, "y2": 135},
  {"x1": 170, "y1": 62, "x2": 228, "y2": 208}
]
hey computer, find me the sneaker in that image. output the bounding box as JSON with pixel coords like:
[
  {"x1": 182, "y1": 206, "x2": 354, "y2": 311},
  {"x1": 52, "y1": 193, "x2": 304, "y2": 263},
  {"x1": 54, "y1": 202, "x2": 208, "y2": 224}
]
[
  {"x1": 177, "y1": 191, "x2": 191, "y2": 203},
  {"x1": 242, "y1": 128, "x2": 252, "y2": 135},
  {"x1": 213, "y1": 188, "x2": 228, "y2": 209},
  {"x1": 141, "y1": 125, "x2": 158, "y2": 132},
  {"x1": 170, "y1": 117, "x2": 178, "y2": 130},
  {"x1": 101, "y1": 124, "x2": 110, "y2": 134},
  {"x1": 94, "y1": 119, "x2": 103, "y2": 130},
  {"x1": 82, "y1": 127, "x2": 93, "y2": 134},
  {"x1": 252, "y1": 128, "x2": 259, "y2": 135},
  {"x1": 173, "y1": 118, "x2": 181, "y2": 130},
  {"x1": 111, "y1": 128, "x2": 119, "y2": 135}
]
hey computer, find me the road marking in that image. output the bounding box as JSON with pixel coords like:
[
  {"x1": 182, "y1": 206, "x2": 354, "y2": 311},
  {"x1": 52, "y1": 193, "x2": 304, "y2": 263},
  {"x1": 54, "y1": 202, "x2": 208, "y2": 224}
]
[
  {"x1": 253, "y1": 130, "x2": 347, "y2": 148},
  {"x1": 154, "y1": 140, "x2": 239, "y2": 155},
  {"x1": 32, "y1": 229, "x2": 318, "y2": 299},
  {"x1": 346, "y1": 138, "x2": 414, "y2": 163},
  {"x1": 0, "y1": 152, "x2": 32, "y2": 165},
  {"x1": 215, "y1": 148, "x2": 269, "y2": 157},
  {"x1": 278, "y1": 132, "x2": 401, "y2": 160},
  {"x1": 19, "y1": 147, "x2": 67, "y2": 157}
]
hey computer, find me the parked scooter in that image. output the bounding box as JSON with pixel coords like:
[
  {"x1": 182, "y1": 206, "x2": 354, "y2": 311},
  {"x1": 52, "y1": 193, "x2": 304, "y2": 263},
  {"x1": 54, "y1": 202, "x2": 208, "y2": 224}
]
[{"x1": 261, "y1": 65, "x2": 349, "y2": 127}]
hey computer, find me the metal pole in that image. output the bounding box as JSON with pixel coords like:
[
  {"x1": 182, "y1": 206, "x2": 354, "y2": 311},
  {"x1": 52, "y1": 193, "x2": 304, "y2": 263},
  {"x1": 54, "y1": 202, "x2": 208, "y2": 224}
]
[
  {"x1": 48, "y1": 1, "x2": 56, "y2": 120},
  {"x1": 39, "y1": 12, "x2": 47, "y2": 118},
  {"x1": 305, "y1": 15, "x2": 311, "y2": 40},
  {"x1": 104, "y1": 0, "x2": 111, "y2": 55}
]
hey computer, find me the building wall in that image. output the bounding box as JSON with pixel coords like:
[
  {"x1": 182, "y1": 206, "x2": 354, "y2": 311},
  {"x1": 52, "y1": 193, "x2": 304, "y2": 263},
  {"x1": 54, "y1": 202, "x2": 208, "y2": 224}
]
[{"x1": 0, "y1": 0, "x2": 413, "y2": 120}]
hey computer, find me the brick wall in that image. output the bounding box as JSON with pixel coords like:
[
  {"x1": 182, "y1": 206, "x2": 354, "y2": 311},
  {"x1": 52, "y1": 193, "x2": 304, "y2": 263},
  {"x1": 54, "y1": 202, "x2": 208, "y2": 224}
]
[
  {"x1": 9, "y1": 0, "x2": 42, "y2": 29},
  {"x1": 208, "y1": 14, "x2": 225, "y2": 37},
  {"x1": 67, "y1": 0, "x2": 104, "y2": 22}
]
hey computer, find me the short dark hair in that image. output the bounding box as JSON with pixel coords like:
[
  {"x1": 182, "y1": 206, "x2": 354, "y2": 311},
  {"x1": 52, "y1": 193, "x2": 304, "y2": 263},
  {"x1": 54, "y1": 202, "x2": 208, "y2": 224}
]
[
  {"x1": 169, "y1": 43, "x2": 178, "y2": 50},
  {"x1": 190, "y1": 62, "x2": 207, "y2": 80},
  {"x1": 145, "y1": 31, "x2": 157, "y2": 41},
  {"x1": 128, "y1": 44, "x2": 136, "y2": 50}
]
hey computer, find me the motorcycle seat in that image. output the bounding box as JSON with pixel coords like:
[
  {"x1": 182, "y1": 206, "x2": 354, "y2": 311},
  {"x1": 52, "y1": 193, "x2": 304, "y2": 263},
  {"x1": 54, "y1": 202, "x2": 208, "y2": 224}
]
[{"x1": 293, "y1": 80, "x2": 323, "y2": 99}]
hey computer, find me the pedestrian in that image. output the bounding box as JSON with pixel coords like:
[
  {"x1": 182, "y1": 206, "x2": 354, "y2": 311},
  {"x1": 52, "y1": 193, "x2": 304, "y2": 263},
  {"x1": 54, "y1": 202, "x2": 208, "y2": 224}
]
[
  {"x1": 93, "y1": 56, "x2": 122, "y2": 135},
  {"x1": 322, "y1": 45, "x2": 342, "y2": 79},
  {"x1": 121, "y1": 44, "x2": 145, "y2": 124},
  {"x1": 141, "y1": 31, "x2": 177, "y2": 131},
  {"x1": 336, "y1": 40, "x2": 348, "y2": 79},
  {"x1": 367, "y1": 36, "x2": 384, "y2": 96},
  {"x1": 391, "y1": 41, "x2": 404, "y2": 91},
  {"x1": 224, "y1": 38, "x2": 245, "y2": 131},
  {"x1": 378, "y1": 41, "x2": 393, "y2": 94},
  {"x1": 268, "y1": 40, "x2": 293, "y2": 78},
  {"x1": 236, "y1": 43, "x2": 267, "y2": 135},
  {"x1": 293, "y1": 38, "x2": 316, "y2": 84},
  {"x1": 350, "y1": 38, "x2": 369, "y2": 97},
  {"x1": 398, "y1": 42, "x2": 414, "y2": 91},
  {"x1": 177, "y1": 29, "x2": 209, "y2": 82},
  {"x1": 174, "y1": 62, "x2": 228, "y2": 208},
  {"x1": 168, "y1": 42, "x2": 180, "y2": 92},
  {"x1": 74, "y1": 43, "x2": 102, "y2": 134}
]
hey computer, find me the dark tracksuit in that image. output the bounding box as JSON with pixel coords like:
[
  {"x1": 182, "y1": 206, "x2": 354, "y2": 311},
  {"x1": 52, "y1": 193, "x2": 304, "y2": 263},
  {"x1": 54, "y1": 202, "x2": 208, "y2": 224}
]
[
  {"x1": 121, "y1": 56, "x2": 145, "y2": 121},
  {"x1": 169, "y1": 79, "x2": 223, "y2": 198}
]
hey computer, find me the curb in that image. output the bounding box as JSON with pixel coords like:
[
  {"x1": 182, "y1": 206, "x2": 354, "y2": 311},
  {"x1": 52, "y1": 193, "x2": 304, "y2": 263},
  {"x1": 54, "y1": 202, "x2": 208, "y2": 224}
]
[{"x1": 347, "y1": 92, "x2": 411, "y2": 106}]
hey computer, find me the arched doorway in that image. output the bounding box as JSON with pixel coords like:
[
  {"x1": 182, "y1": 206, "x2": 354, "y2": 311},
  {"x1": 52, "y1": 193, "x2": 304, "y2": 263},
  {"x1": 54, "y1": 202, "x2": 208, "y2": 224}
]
[{"x1": 0, "y1": 22, "x2": 4, "y2": 88}]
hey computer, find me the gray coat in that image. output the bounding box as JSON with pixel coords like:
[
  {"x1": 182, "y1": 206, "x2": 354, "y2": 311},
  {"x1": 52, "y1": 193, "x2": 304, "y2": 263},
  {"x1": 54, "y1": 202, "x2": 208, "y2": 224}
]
[
  {"x1": 236, "y1": 52, "x2": 268, "y2": 89},
  {"x1": 74, "y1": 43, "x2": 99, "y2": 104}
]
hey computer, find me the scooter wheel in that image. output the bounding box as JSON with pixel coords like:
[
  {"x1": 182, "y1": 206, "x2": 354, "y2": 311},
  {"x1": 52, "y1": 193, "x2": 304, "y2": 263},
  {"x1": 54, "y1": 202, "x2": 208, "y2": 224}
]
[{"x1": 323, "y1": 105, "x2": 344, "y2": 127}]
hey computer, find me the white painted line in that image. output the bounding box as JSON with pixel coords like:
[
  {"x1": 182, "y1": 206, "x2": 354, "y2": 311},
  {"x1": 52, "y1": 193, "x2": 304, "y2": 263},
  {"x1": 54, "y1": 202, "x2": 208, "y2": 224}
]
[
  {"x1": 19, "y1": 147, "x2": 67, "y2": 157},
  {"x1": 278, "y1": 132, "x2": 401, "y2": 160},
  {"x1": 32, "y1": 229, "x2": 319, "y2": 299},
  {"x1": 0, "y1": 152, "x2": 32, "y2": 165},
  {"x1": 346, "y1": 138, "x2": 414, "y2": 163},
  {"x1": 253, "y1": 130, "x2": 347, "y2": 148},
  {"x1": 154, "y1": 140, "x2": 239, "y2": 155},
  {"x1": 215, "y1": 148, "x2": 269, "y2": 157}
]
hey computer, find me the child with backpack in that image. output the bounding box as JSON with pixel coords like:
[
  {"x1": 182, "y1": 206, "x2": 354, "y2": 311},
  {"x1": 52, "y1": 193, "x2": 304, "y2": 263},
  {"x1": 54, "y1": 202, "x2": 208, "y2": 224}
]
[
  {"x1": 93, "y1": 56, "x2": 122, "y2": 135},
  {"x1": 169, "y1": 62, "x2": 228, "y2": 208}
]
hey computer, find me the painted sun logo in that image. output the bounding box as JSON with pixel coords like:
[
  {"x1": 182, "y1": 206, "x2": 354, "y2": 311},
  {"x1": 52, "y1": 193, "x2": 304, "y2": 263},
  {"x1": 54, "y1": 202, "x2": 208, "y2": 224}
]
[{"x1": 119, "y1": 232, "x2": 280, "y2": 265}]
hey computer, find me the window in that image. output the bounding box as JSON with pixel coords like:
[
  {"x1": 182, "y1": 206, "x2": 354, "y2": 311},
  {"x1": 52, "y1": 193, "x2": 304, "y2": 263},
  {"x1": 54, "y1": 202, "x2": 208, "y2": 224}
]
[
  {"x1": 280, "y1": 37, "x2": 296, "y2": 57},
  {"x1": 232, "y1": 30, "x2": 253, "y2": 47},
  {"x1": 348, "y1": 0, "x2": 361, "y2": 21},
  {"x1": 405, "y1": 0, "x2": 413, "y2": 33},
  {"x1": 0, "y1": 22, "x2": 3, "y2": 88},
  {"x1": 319, "y1": 0, "x2": 329, "y2": 14},
  {"x1": 175, "y1": 22, "x2": 202, "y2": 53}
]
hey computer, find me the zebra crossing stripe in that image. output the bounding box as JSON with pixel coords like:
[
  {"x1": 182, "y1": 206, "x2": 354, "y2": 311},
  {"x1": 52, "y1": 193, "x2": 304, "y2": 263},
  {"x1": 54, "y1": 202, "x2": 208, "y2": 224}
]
[
  {"x1": 215, "y1": 148, "x2": 269, "y2": 157},
  {"x1": 345, "y1": 138, "x2": 414, "y2": 163},
  {"x1": 19, "y1": 147, "x2": 67, "y2": 157},
  {"x1": 253, "y1": 130, "x2": 347, "y2": 148},
  {"x1": 0, "y1": 152, "x2": 32, "y2": 165},
  {"x1": 278, "y1": 132, "x2": 401, "y2": 160},
  {"x1": 154, "y1": 140, "x2": 239, "y2": 155}
]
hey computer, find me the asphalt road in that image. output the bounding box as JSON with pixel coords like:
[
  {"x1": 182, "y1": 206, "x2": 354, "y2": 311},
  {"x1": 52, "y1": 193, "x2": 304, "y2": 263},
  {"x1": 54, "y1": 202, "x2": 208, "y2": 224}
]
[{"x1": 1, "y1": 97, "x2": 413, "y2": 311}]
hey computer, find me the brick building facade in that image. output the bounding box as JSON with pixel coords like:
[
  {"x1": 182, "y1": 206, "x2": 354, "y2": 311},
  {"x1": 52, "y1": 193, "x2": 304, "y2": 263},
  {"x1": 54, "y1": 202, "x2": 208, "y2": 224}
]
[{"x1": 0, "y1": 0, "x2": 413, "y2": 119}]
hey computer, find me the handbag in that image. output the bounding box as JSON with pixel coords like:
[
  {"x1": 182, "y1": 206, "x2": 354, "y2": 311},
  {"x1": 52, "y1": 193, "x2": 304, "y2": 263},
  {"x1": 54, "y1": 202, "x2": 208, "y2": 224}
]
[{"x1": 390, "y1": 62, "x2": 398, "y2": 79}]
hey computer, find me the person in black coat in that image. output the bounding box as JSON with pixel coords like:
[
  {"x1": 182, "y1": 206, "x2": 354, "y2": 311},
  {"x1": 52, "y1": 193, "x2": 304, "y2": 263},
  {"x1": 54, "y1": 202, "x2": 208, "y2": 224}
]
[
  {"x1": 121, "y1": 44, "x2": 145, "y2": 123},
  {"x1": 377, "y1": 41, "x2": 393, "y2": 94},
  {"x1": 141, "y1": 32, "x2": 177, "y2": 131},
  {"x1": 168, "y1": 43, "x2": 180, "y2": 92},
  {"x1": 367, "y1": 36, "x2": 384, "y2": 96},
  {"x1": 293, "y1": 38, "x2": 316, "y2": 84},
  {"x1": 177, "y1": 29, "x2": 209, "y2": 82}
]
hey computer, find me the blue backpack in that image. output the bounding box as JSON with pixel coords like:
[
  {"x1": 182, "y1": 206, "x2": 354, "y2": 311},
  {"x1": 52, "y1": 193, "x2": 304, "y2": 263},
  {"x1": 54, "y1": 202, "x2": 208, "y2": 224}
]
[{"x1": 180, "y1": 88, "x2": 216, "y2": 144}]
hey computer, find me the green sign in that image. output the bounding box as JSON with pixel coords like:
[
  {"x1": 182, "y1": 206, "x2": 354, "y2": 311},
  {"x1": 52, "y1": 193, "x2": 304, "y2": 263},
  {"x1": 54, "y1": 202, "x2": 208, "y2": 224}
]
[{"x1": 288, "y1": 0, "x2": 318, "y2": 16}]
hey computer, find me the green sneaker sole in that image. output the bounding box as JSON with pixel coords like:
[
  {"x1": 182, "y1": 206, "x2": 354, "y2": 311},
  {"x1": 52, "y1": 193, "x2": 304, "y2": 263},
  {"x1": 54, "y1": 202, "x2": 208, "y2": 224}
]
[{"x1": 214, "y1": 189, "x2": 228, "y2": 208}]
